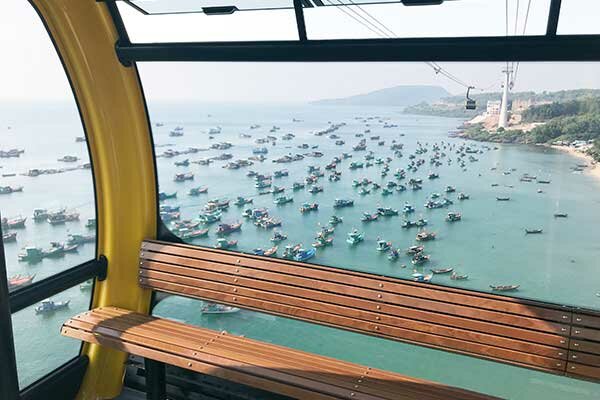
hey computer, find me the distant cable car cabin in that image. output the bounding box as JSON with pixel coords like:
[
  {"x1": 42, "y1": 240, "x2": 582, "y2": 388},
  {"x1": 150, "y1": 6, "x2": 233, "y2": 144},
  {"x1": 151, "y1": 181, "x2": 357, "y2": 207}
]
[{"x1": 466, "y1": 86, "x2": 477, "y2": 110}]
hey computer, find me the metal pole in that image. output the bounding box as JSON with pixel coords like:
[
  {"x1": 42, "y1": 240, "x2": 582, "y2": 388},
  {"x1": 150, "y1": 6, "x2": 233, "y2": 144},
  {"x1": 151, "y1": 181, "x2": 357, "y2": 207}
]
[
  {"x1": 0, "y1": 213, "x2": 20, "y2": 400},
  {"x1": 498, "y1": 67, "x2": 511, "y2": 129}
]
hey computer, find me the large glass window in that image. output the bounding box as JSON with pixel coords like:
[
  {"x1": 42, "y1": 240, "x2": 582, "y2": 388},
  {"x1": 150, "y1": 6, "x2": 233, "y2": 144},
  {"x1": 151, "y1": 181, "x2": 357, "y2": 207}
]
[
  {"x1": 140, "y1": 60, "x2": 600, "y2": 398},
  {"x1": 140, "y1": 61, "x2": 600, "y2": 309},
  {"x1": 1, "y1": 0, "x2": 96, "y2": 389}
]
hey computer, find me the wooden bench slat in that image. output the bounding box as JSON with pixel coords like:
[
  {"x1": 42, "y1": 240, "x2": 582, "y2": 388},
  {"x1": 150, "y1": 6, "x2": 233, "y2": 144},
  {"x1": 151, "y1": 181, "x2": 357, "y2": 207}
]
[
  {"x1": 139, "y1": 268, "x2": 567, "y2": 360},
  {"x1": 141, "y1": 240, "x2": 570, "y2": 323},
  {"x1": 142, "y1": 277, "x2": 566, "y2": 372},
  {"x1": 62, "y1": 308, "x2": 497, "y2": 400},
  {"x1": 140, "y1": 258, "x2": 569, "y2": 337}
]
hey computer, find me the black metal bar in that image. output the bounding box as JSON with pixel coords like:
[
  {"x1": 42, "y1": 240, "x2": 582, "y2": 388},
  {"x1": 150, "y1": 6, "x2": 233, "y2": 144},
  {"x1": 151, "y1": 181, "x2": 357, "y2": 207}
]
[
  {"x1": 145, "y1": 359, "x2": 166, "y2": 400},
  {"x1": 546, "y1": 0, "x2": 562, "y2": 36},
  {"x1": 105, "y1": 0, "x2": 134, "y2": 67},
  {"x1": 9, "y1": 256, "x2": 107, "y2": 314},
  {"x1": 20, "y1": 356, "x2": 89, "y2": 400},
  {"x1": 116, "y1": 34, "x2": 600, "y2": 62},
  {"x1": 293, "y1": 0, "x2": 308, "y2": 42},
  {"x1": 0, "y1": 215, "x2": 19, "y2": 400}
]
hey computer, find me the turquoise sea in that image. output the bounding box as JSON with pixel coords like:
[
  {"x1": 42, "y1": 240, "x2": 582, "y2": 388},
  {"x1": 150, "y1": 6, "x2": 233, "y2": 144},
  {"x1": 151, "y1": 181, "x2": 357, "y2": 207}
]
[{"x1": 2, "y1": 101, "x2": 600, "y2": 398}]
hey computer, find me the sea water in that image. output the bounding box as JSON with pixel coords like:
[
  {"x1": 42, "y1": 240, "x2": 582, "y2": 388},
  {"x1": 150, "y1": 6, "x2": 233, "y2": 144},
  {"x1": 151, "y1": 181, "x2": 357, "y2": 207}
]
[{"x1": 2, "y1": 101, "x2": 600, "y2": 397}]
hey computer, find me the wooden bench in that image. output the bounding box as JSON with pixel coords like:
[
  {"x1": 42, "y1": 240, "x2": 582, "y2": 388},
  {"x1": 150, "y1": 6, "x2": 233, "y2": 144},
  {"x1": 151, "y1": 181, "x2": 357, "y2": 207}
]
[{"x1": 61, "y1": 240, "x2": 600, "y2": 398}]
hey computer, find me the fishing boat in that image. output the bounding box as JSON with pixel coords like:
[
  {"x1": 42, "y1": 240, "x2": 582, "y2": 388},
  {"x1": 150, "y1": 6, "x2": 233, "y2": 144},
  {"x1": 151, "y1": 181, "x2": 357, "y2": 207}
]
[
  {"x1": 294, "y1": 248, "x2": 316, "y2": 262},
  {"x1": 402, "y1": 203, "x2": 415, "y2": 214},
  {"x1": 66, "y1": 234, "x2": 95, "y2": 245},
  {"x1": 18, "y1": 247, "x2": 45, "y2": 262},
  {"x1": 496, "y1": 197, "x2": 510, "y2": 201},
  {"x1": 446, "y1": 212, "x2": 462, "y2": 222},
  {"x1": 376, "y1": 240, "x2": 392, "y2": 252},
  {"x1": 313, "y1": 237, "x2": 333, "y2": 248},
  {"x1": 216, "y1": 222, "x2": 242, "y2": 235},
  {"x1": 308, "y1": 185, "x2": 323, "y2": 194},
  {"x1": 349, "y1": 161, "x2": 364, "y2": 169},
  {"x1": 233, "y1": 196, "x2": 253, "y2": 206},
  {"x1": 333, "y1": 199, "x2": 354, "y2": 208},
  {"x1": 158, "y1": 191, "x2": 177, "y2": 201},
  {"x1": 489, "y1": 284, "x2": 520, "y2": 292},
  {"x1": 411, "y1": 253, "x2": 430, "y2": 265},
  {"x1": 428, "y1": 172, "x2": 439, "y2": 179},
  {"x1": 292, "y1": 182, "x2": 305, "y2": 191},
  {"x1": 274, "y1": 196, "x2": 293, "y2": 205},
  {"x1": 361, "y1": 212, "x2": 379, "y2": 222},
  {"x1": 431, "y1": 267, "x2": 454, "y2": 274},
  {"x1": 401, "y1": 220, "x2": 417, "y2": 229},
  {"x1": 525, "y1": 228, "x2": 543, "y2": 234},
  {"x1": 255, "y1": 217, "x2": 282, "y2": 229},
  {"x1": 32, "y1": 208, "x2": 49, "y2": 222},
  {"x1": 58, "y1": 155, "x2": 79, "y2": 162},
  {"x1": 174, "y1": 159, "x2": 189, "y2": 167},
  {"x1": 377, "y1": 207, "x2": 399, "y2": 217},
  {"x1": 214, "y1": 238, "x2": 237, "y2": 249},
  {"x1": 7, "y1": 274, "x2": 35, "y2": 291},
  {"x1": 198, "y1": 210, "x2": 222, "y2": 225},
  {"x1": 299, "y1": 202, "x2": 319, "y2": 213},
  {"x1": 201, "y1": 302, "x2": 240, "y2": 314},
  {"x1": 270, "y1": 231, "x2": 288, "y2": 242},
  {"x1": 381, "y1": 188, "x2": 393, "y2": 196},
  {"x1": 329, "y1": 215, "x2": 343, "y2": 225},
  {"x1": 282, "y1": 244, "x2": 302, "y2": 259},
  {"x1": 2, "y1": 230, "x2": 17, "y2": 242},
  {"x1": 47, "y1": 210, "x2": 79, "y2": 225},
  {"x1": 451, "y1": 272, "x2": 469, "y2": 280},
  {"x1": 160, "y1": 205, "x2": 180, "y2": 213},
  {"x1": 358, "y1": 187, "x2": 371, "y2": 196},
  {"x1": 180, "y1": 228, "x2": 209, "y2": 240},
  {"x1": 174, "y1": 172, "x2": 194, "y2": 182},
  {"x1": 0, "y1": 185, "x2": 23, "y2": 194},
  {"x1": 387, "y1": 248, "x2": 400, "y2": 261},
  {"x1": 205, "y1": 199, "x2": 230, "y2": 211},
  {"x1": 44, "y1": 242, "x2": 79, "y2": 258},
  {"x1": 553, "y1": 212, "x2": 568, "y2": 218},
  {"x1": 445, "y1": 185, "x2": 456, "y2": 193},
  {"x1": 346, "y1": 229, "x2": 364, "y2": 245},
  {"x1": 2, "y1": 216, "x2": 27, "y2": 229},
  {"x1": 457, "y1": 193, "x2": 470, "y2": 200},
  {"x1": 416, "y1": 231, "x2": 436, "y2": 241},
  {"x1": 412, "y1": 273, "x2": 433, "y2": 283},
  {"x1": 273, "y1": 169, "x2": 289, "y2": 178},
  {"x1": 35, "y1": 299, "x2": 70, "y2": 314}
]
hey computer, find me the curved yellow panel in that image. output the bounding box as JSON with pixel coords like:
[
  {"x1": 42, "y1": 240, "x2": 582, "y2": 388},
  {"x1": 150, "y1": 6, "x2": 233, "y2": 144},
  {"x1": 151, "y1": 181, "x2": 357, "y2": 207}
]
[{"x1": 29, "y1": 0, "x2": 156, "y2": 398}]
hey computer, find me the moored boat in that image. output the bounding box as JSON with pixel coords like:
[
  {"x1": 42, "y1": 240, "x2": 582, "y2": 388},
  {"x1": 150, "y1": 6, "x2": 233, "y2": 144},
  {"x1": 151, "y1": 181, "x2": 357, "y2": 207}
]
[
  {"x1": 376, "y1": 240, "x2": 392, "y2": 252},
  {"x1": 35, "y1": 299, "x2": 70, "y2": 314},
  {"x1": 201, "y1": 302, "x2": 240, "y2": 314},
  {"x1": 293, "y1": 247, "x2": 316, "y2": 262},
  {"x1": 431, "y1": 267, "x2": 454, "y2": 274},
  {"x1": 525, "y1": 228, "x2": 543, "y2": 234},
  {"x1": 412, "y1": 273, "x2": 433, "y2": 283},
  {"x1": 346, "y1": 229, "x2": 364, "y2": 245},
  {"x1": 416, "y1": 231, "x2": 436, "y2": 241},
  {"x1": 446, "y1": 212, "x2": 462, "y2": 222},
  {"x1": 299, "y1": 202, "x2": 319, "y2": 213},
  {"x1": 7, "y1": 274, "x2": 35, "y2": 291},
  {"x1": 490, "y1": 284, "x2": 520, "y2": 292},
  {"x1": 451, "y1": 272, "x2": 469, "y2": 280},
  {"x1": 216, "y1": 222, "x2": 242, "y2": 235},
  {"x1": 214, "y1": 238, "x2": 237, "y2": 249}
]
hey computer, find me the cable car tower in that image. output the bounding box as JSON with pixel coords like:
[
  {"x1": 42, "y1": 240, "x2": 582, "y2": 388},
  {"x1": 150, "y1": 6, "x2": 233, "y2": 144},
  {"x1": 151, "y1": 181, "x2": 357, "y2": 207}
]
[{"x1": 498, "y1": 66, "x2": 513, "y2": 129}]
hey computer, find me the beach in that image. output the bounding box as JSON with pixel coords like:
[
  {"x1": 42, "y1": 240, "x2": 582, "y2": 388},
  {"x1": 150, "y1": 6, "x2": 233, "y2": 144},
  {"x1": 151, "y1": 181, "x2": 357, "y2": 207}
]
[{"x1": 550, "y1": 144, "x2": 600, "y2": 180}]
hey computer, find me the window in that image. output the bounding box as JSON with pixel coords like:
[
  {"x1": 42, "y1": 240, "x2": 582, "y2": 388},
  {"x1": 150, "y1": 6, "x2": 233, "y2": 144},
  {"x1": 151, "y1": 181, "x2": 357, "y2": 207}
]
[
  {"x1": 1, "y1": 0, "x2": 96, "y2": 389},
  {"x1": 140, "y1": 60, "x2": 600, "y2": 398}
]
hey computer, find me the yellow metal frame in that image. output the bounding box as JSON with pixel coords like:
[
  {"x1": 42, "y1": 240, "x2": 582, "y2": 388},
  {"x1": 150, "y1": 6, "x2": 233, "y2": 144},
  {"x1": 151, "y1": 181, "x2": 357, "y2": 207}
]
[{"x1": 29, "y1": 0, "x2": 157, "y2": 398}]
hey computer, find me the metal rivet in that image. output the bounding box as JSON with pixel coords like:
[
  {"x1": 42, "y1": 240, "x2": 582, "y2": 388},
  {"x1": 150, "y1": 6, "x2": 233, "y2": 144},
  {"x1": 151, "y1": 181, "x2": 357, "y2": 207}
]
[
  {"x1": 377, "y1": 294, "x2": 382, "y2": 299},
  {"x1": 376, "y1": 316, "x2": 380, "y2": 320},
  {"x1": 556, "y1": 363, "x2": 562, "y2": 367},
  {"x1": 572, "y1": 355, "x2": 578, "y2": 359},
  {"x1": 236, "y1": 259, "x2": 241, "y2": 263},
  {"x1": 193, "y1": 352, "x2": 198, "y2": 356},
  {"x1": 233, "y1": 288, "x2": 238, "y2": 292},
  {"x1": 378, "y1": 283, "x2": 383, "y2": 288},
  {"x1": 576, "y1": 317, "x2": 582, "y2": 322},
  {"x1": 234, "y1": 278, "x2": 239, "y2": 283},
  {"x1": 562, "y1": 315, "x2": 569, "y2": 320},
  {"x1": 558, "y1": 352, "x2": 564, "y2": 356},
  {"x1": 560, "y1": 340, "x2": 566, "y2": 344},
  {"x1": 571, "y1": 366, "x2": 577, "y2": 370},
  {"x1": 561, "y1": 328, "x2": 567, "y2": 332},
  {"x1": 357, "y1": 379, "x2": 362, "y2": 383},
  {"x1": 233, "y1": 297, "x2": 237, "y2": 301},
  {"x1": 354, "y1": 385, "x2": 359, "y2": 389},
  {"x1": 235, "y1": 269, "x2": 240, "y2": 273},
  {"x1": 575, "y1": 330, "x2": 581, "y2": 334},
  {"x1": 573, "y1": 342, "x2": 579, "y2": 347},
  {"x1": 350, "y1": 393, "x2": 355, "y2": 397},
  {"x1": 187, "y1": 362, "x2": 192, "y2": 367},
  {"x1": 376, "y1": 305, "x2": 381, "y2": 310},
  {"x1": 374, "y1": 326, "x2": 379, "y2": 330}
]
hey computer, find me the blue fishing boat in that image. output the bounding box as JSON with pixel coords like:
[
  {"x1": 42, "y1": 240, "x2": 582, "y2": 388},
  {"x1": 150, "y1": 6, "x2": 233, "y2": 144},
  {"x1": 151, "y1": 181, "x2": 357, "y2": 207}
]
[{"x1": 293, "y1": 248, "x2": 316, "y2": 262}]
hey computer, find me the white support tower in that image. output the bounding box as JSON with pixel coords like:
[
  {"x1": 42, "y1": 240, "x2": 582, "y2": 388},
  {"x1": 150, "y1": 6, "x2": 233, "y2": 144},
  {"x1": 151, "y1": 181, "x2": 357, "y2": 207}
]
[{"x1": 498, "y1": 67, "x2": 512, "y2": 129}]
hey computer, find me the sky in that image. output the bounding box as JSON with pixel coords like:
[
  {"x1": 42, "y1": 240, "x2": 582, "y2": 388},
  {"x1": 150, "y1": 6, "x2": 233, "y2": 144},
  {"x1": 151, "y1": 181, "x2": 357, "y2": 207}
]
[{"x1": 1, "y1": 0, "x2": 600, "y2": 102}]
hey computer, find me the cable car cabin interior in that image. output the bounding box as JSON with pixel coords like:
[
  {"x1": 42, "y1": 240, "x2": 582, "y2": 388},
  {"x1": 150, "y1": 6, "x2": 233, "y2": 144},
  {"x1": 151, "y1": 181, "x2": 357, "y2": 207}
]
[{"x1": 4, "y1": 0, "x2": 600, "y2": 399}]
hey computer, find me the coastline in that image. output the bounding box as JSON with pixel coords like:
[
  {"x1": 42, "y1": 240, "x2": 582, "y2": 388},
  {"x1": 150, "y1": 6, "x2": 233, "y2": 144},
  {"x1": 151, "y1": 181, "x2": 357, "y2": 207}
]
[{"x1": 550, "y1": 145, "x2": 600, "y2": 181}]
